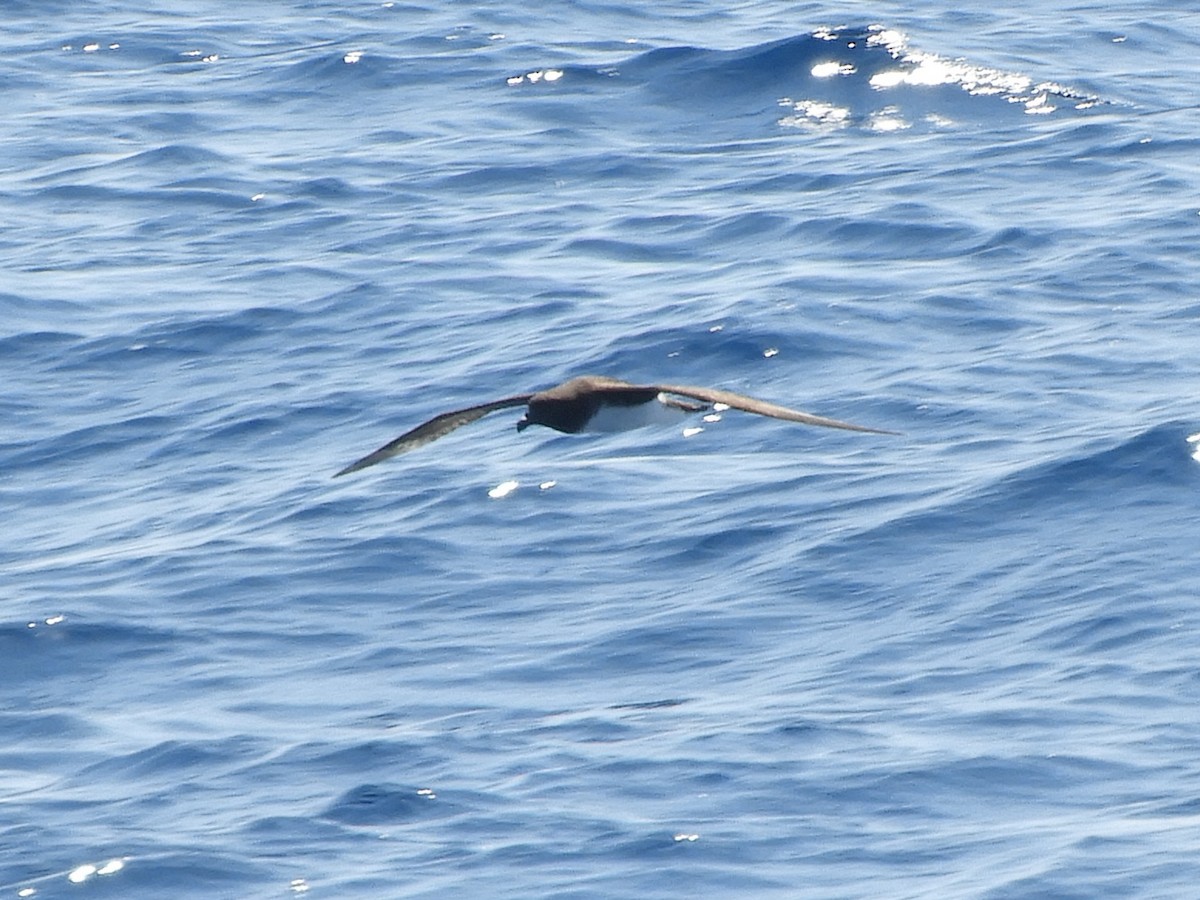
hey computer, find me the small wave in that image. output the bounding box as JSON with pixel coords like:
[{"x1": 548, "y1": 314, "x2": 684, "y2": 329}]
[
  {"x1": 319, "y1": 783, "x2": 446, "y2": 826},
  {"x1": 995, "y1": 422, "x2": 1200, "y2": 504},
  {"x1": 871, "y1": 422, "x2": 1198, "y2": 548},
  {"x1": 509, "y1": 26, "x2": 1103, "y2": 134}
]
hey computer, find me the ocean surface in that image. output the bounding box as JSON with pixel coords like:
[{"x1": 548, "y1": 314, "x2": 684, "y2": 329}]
[{"x1": 3, "y1": 2, "x2": 1199, "y2": 897}]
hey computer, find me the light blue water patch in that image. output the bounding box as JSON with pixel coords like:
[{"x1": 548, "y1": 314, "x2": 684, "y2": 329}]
[{"x1": 3, "y1": 2, "x2": 1200, "y2": 898}]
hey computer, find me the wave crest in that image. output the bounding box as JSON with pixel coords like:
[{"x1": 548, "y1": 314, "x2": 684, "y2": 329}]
[{"x1": 509, "y1": 26, "x2": 1103, "y2": 134}]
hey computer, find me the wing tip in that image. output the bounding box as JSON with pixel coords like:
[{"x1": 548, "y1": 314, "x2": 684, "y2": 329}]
[{"x1": 332, "y1": 452, "x2": 385, "y2": 478}]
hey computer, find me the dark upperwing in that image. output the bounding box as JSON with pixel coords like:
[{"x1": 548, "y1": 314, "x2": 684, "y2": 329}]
[
  {"x1": 647, "y1": 383, "x2": 898, "y2": 435},
  {"x1": 333, "y1": 394, "x2": 533, "y2": 477}
]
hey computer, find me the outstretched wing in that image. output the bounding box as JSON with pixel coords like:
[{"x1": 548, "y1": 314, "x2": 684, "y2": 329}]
[
  {"x1": 334, "y1": 394, "x2": 534, "y2": 477},
  {"x1": 648, "y1": 383, "x2": 897, "y2": 435}
]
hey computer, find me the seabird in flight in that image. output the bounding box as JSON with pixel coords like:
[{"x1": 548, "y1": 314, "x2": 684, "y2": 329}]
[{"x1": 334, "y1": 374, "x2": 894, "y2": 477}]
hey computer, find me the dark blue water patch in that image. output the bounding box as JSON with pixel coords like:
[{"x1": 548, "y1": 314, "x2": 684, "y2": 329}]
[
  {"x1": 3, "y1": 0, "x2": 77, "y2": 17},
  {"x1": 351, "y1": 643, "x2": 453, "y2": 673},
  {"x1": 665, "y1": 523, "x2": 788, "y2": 565},
  {"x1": 61, "y1": 336, "x2": 200, "y2": 371},
  {"x1": 539, "y1": 617, "x2": 755, "y2": 680},
  {"x1": 829, "y1": 752, "x2": 1131, "y2": 813},
  {"x1": 268, "y1": 739, "x2": 440, "y2": 775},
  {"x1": 919, "y1": 292, "x2": 1031, "y2": 335},
  {"x1": 743, "y1": 169, "x2": 864, "y2": 195},
  {"x1": 30, "y1": 143, "x2": 233, "y2": 191},
  {"x1": 0, "y1": 710, "x2": 99, "y2": 743},
  {"x1": 525, "y1": 714, "x2": 639, "y2": 746},
  {"x1": 437, "y1": 163, "x2": 562, "y2": 192},
  {"x1": 611, "y1": 37, "x2": 831, "y2": 93},
  {"x1": 4, "y1": 412, "x2": 175, "y2": 473},
  {"x1": 968, "y1": 225, "x2": 1048, "y2": 259},
  {"x1": 188, "y1": 412, "x2": 288, "y2": 450},
  {"x1": 562, "y1": 235, "x2": 699, "y2": 264},
  {"x1": 118, "y1": 142, "x2": 232, "y2": 172},
  {"x1": 988, "y1": 871, "x2": 1103, "y2": 900},
  {"x1": 277, "y1": 534, "x2": 465, "y2": 587},
  {"x1": 239, "y1": 812, "x2": 347, "y2": 843},
  {"x1": 0, "y1": 329, "x2": 85, "y2": 364},
  {"x1": 74, "y1": 737, "x2": 267, "y2": 784},
  {"x1": 292, "y1": 175, "x2": 362, "y2": 201},
  {"x1": 842, "y1": 423, "x2": 1198, "y2": 564},
  {"x1": 364, "y1": 126, "x2": 423, "y2": 146},
  {"x1": 123, "y1": 108, "x2": 211, "y2": 139},
  {"x1": 790, "y1": 211, "x2": 982, "y2": 261},
  {"x1": 35, "y1": 181, "x2": 251, "y2": 215},
  {"x1": 103, "y1": 306, "x2": 306, "y2": 359},
  {"x1": 319, "y1": 782, "x2": 448, "y2": 826},
  {"x1": 466, "y1": 833, "x2": 787, "y2": 900},
  {"x1": 1050, "y1": 614, "x2": 1169, "y2": 656},
  {"x1": 701, "y1": 210, "x2": 793, "y2": 244},
  {"x1": 606, "y1": 212, "x2": 710, "y2": 239},
  {"x1": 994, "y1": 422, "x2": 1200, "y2": 504},
  {"x1": 0, "y1": 620, "x2": 183, "y2": 688}
]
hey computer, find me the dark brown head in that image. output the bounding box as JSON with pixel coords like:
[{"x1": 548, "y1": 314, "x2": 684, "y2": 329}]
[{"x1": 516, "y1": 393, "x2": 598, "y2": 434}]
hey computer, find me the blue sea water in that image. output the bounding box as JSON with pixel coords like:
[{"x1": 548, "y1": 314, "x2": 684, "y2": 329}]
[{"x1": 3, "y1": 1, "x2": 1200, "y2": 897}]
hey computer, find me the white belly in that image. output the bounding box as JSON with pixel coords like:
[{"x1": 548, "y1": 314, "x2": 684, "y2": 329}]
[{"x1": 582, "y1": 394, "x2": 696, "y2": 433}]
